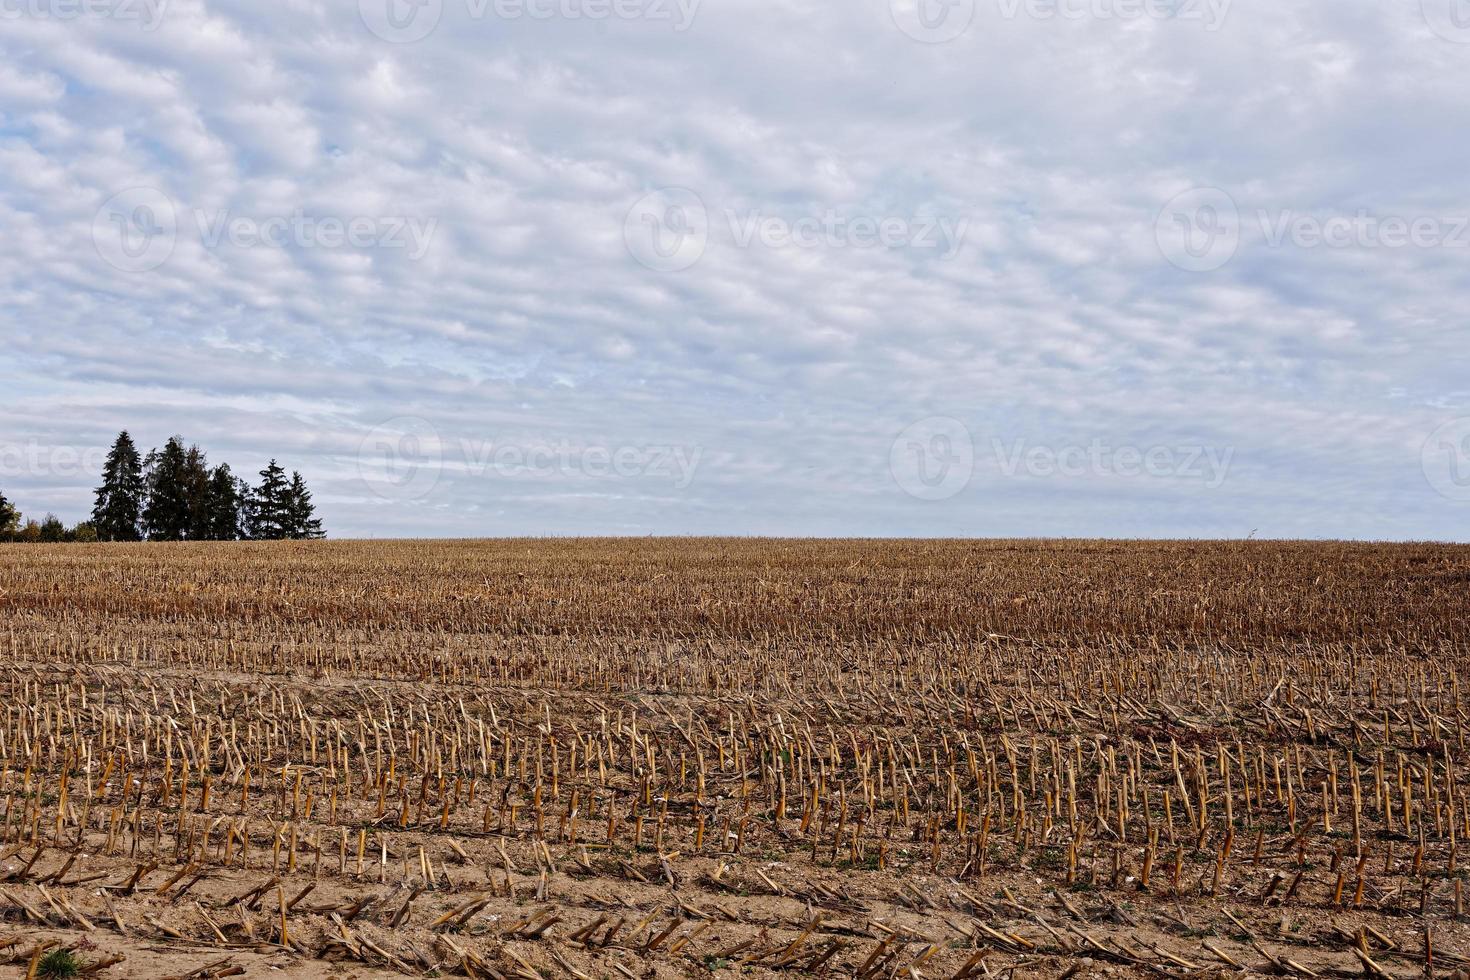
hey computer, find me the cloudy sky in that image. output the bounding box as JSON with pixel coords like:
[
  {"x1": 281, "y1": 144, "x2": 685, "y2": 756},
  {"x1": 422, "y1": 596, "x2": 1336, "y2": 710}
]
[{"x1": 2, "y1": 0, "x2": 1469, "y2": 539}]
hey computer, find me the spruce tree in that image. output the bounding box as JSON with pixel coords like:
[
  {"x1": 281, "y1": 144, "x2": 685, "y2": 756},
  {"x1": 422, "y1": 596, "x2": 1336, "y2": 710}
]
[
  {"x1": 204, "y1": 464, "x2": 244, "y2": 541},
  {"x1": 285, "y1": 471, "x2": 325, "y2": 539},
  {"x1": 182, "y1": 444, "x2": 212, "y2": 540},
  {"x1": 92, "y1": 431, "x2": 145, "y2": 542},
  {"x1": 142, "y1": 437, "x2": 192, "y2": 541},
  {"x1": 248, "y1": 460, "x2": 291, "y2": 540},
  {"x1": 81, "y1": 431, "x2": 324, "y2": 544}
]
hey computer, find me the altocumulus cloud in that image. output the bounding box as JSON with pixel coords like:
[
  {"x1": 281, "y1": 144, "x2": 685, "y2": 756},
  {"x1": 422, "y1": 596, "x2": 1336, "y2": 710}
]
[{"x1": 1, "y1": 0, "x2": 1469, "y2": 538}]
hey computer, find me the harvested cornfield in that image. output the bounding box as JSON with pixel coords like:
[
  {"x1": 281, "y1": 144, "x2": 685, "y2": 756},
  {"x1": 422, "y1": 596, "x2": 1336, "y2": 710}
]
[{"x1": 0, "y1": 538, "x2": 1468, "y2": 979}]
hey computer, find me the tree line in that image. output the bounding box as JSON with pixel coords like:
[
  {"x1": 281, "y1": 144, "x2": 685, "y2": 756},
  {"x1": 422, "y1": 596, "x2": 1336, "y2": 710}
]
[{"x1": 0, "y1": 431, "x2": 324, "y2": 543}]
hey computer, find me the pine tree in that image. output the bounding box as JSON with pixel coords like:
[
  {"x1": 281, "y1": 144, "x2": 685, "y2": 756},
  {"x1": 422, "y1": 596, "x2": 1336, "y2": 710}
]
[
  {"x1": 92, "y1": 431, "x2": 145, "y2": 542},
  {"x1": 0, "y1": 488, "x2": 18, "y2": 540},
  {"x1": 204, "y1": 464, "x2": 244, "y2": 541},
  {"x1": 284, "y1": 471, "x2": 325, "y2": 540},
  {"x1": 142, "y1": 437, "x2": 193, "y2": 541},
  {"x1": 248, "y1": 459, "x2": 291, "y2": 540}
]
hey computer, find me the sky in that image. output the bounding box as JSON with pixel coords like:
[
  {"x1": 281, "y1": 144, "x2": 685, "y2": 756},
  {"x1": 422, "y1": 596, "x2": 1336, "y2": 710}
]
[{"x1": 2, "y1": 0, "x2": 1469, "y2": 539}]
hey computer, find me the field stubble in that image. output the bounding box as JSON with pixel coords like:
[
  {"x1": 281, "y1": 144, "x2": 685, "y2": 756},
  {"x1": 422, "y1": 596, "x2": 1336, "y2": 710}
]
[{"x1": 0, "y1": 539, "x2": 1467, "y2": 979}]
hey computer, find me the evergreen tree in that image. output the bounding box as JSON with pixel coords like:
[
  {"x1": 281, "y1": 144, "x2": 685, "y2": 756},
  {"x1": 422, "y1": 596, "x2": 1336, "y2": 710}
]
[
  {"x1": 284, "y1": 471, "x2": 325, "y2": 539},
  {"x1": 0, "y1": 489, "x2": 17, "y2": 540},
  {"x1": 92, "y1": 431, "x2": 145, "y2": 542},
  {"x1": 248, "y1": 459, "x2": 291, "y2": 540},
  {"x1": 142, "y1": 437, "x2": 193, "y2": 541},
  {"x1": 182, "y1": 444, "x2": 213, "y2": 540},
  {"x1": 204, "y1": 464, "x2": 245, "y2": 541},
  {"x1": 23, "y1": 429, "x2": 322, "y2": 545}
]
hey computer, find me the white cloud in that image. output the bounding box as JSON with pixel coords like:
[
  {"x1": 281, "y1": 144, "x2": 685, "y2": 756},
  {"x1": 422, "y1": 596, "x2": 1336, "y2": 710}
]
[{"x1": 1, "y1": 0, "x2": 1468, "y2": 538}]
